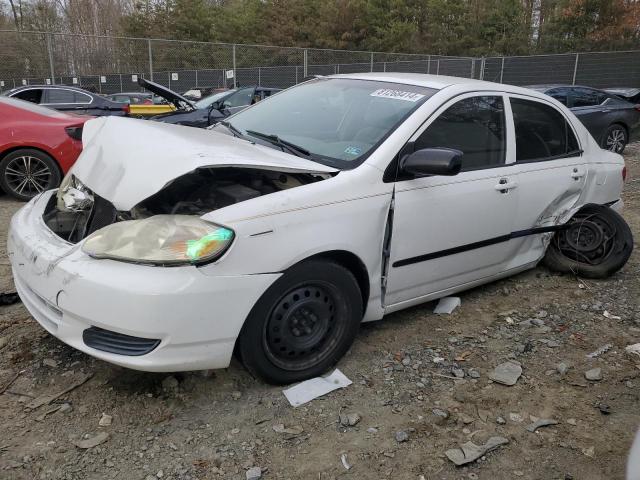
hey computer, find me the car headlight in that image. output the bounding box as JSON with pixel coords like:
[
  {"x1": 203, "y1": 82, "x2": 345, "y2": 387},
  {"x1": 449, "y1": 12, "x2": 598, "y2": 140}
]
[{"x1": 81, "y1": 215, "x2": 234, "y2": 265}]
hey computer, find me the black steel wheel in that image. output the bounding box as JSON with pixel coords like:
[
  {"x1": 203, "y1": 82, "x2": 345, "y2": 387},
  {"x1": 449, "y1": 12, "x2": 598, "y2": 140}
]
[
  {"x1": 543, "y1": 204, "x2": 633, "y2": 278},
  {"x1": 603, "y1": 124, "x2": 628, "y2": 153},
  {"x1": 238, "y1": 259, "x2": 363, "y2": 385},
  {"x1": 0, "y1": 149, "x2": 61, "y2": 201}
]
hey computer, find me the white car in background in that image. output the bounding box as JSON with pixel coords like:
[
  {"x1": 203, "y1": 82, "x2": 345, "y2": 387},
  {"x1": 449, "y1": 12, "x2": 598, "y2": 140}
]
[{"x1": 8, "y1": 73, "x2": 633, "y2": 384}]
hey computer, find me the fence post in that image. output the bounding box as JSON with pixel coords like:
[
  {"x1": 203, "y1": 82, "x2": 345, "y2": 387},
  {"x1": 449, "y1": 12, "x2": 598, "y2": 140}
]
[
  {"x1": 427, "y1": 55, "x2": 431, "y2": 74},
  {"x1": 119, "y1": 74, "x2": 123, "y2": 92},
  {"x1": 258, "y1": 67, "x2": 261, "y2": 85},
  {"x1": 147, "y1": 39, "x2": 154, "y2": 81},
  {"x1": 195, "y1": 69, "x2": 198, "y2": 87},
  {"x1": 470, "y1": 59, "x2": 475, "y2": 79},
  {"x1": 295, "y1": 66, "x2": 299, "y2": 84},
  {"x1": 436, "y1": 59, "x2": 440, "y2": 75},
  {"x1": 572, "y1": 53, "x2": 580, "y2": 85},
  {"x1": 303, "y1": 49, "x2": 308, "y2": 78},
  {"x1": 479, "y1": 57, "x2": 486, "y2": 80},
  {"x1": 46, "y1": 33, "x2": 55, "y2": 84},
  {"x1": 499, "y1": 57, "x2": 505, "y2": 83},
  {"x1": 232, "y1": 44, "x2": 237, "y2": 88},
  {"x1": 383, "y1": 62, "x2": 386, "y2": 72},
  {"x1": 370, "y1": 52, "x2": 374, "y2": 72}
]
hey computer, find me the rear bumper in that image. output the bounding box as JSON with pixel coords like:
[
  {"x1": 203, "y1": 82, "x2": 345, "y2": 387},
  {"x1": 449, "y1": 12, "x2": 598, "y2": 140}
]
[{"x1": 8, "y1": 191, "x2": 280, "y2": 372}]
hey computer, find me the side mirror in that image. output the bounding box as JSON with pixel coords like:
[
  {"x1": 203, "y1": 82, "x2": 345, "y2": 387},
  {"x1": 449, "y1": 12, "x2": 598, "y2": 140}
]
[
  {"x1": 400, "y1": 147, "x2": 463, "y2": 177},
  {"x1": 209, "y1": 101, "x2": 221, "y2": 111}
]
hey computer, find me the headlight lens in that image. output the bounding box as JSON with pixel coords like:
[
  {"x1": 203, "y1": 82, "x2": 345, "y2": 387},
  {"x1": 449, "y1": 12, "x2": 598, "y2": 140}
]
[{"x1": 81, "y1": 215, "x2": 234, "y2": 265}]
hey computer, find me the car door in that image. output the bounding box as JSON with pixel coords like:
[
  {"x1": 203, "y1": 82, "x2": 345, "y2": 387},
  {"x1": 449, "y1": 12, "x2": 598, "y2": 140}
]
[
  {"x1": 385, "y1": 94, "x2": 519, "y2": 308},
  {"x1": 42, "y1": 88, "x2": 92, "y2": 114},
  {"x1": 568, "y1": 87, "x2": 608, "y2": 142},
  {"x1": 505, "y1": 95, "x2": 587, "y2": 268}
]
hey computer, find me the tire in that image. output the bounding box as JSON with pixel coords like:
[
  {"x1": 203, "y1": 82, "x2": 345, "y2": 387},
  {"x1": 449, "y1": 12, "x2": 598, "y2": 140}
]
[
  {"x1": 0, "y1": 149, "x2": 61, "y2": 201},
  {"x1": 543, "y1": 204, "x2": 633, "y2": 279},
  {"x1": 238, "y1": 259, "x2": 363, "y2": 385},
  {"x1": 602, "y1": 124, "x2": 628, "y2": 154}
]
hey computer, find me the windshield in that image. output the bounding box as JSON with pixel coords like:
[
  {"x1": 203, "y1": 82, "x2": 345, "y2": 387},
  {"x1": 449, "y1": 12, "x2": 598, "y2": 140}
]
[
  {"x1": 195, "y1": 90, "x2": 235, "y2": 109},
  {"x1": 223, "y1": 78, "x2": 436, "y2": 168}
]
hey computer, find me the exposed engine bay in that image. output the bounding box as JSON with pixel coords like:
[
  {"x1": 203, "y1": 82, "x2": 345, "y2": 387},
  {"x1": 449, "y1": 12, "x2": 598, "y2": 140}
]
[{"x1": 43, "y1": 167, "x2": 327, "y2": 243}]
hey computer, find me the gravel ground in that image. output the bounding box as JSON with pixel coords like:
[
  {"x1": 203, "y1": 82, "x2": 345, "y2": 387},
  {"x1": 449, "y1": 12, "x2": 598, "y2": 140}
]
[{"x1": 0, "y1": 144, "x2": 639, "y2": 480}]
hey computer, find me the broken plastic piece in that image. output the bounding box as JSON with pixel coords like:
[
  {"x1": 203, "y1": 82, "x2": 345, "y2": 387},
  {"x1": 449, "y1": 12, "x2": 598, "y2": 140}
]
[
  {"x1": 434, "y1": 297, "x2": 461, "y2": 314},
  {"x1": 282, "y1": 369, "x2": 352, "y2": 407},
  {"x1": 526, "y1": 418, "x2": 559, "y2": 432},
  {"x1": 445, "y1": 436, "x2": 509, "y2": 466}
]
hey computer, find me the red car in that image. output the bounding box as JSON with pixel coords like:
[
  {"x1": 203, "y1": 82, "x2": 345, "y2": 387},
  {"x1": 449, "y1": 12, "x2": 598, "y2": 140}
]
[{"x1": 0, "y1": 97, "x2": 90, "y2": 201}]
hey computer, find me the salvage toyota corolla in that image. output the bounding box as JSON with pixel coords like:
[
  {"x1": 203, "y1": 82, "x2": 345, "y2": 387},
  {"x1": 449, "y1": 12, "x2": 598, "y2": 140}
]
[{"x1": 8, "y1": 73, "x2": 633, "y2": 384}]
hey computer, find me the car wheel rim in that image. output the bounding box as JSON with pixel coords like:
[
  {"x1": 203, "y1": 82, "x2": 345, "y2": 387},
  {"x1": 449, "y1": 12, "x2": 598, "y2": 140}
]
[
  {"x1": 263, "y1": 283, "x2": 343, "y2": 371},
  {"x1": 4, "y1": 155, "x2": 51, "y2": 197},
  {"x1": 555, "y1": 212, "x2": 617, "y2": 266},
  {"x1": 606, "y1": 129, "x2": 625, "y2": 153}
]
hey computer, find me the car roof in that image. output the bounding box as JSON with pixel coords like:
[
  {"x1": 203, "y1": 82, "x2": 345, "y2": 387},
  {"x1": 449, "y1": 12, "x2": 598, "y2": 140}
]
[
  {"x1": 526, "y1": 84, "x2": 608, "y2": 92},
  {"x1": 6, "y1": 84, "x2": 96, "y2": 94},
  {"x1": 330, "y1": 72, "x2": 503, "y2": 90}
]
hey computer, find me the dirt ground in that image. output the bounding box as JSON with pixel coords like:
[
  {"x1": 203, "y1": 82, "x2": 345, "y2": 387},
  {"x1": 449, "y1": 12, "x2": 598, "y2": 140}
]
[{"x1": 1, "y1": 145, "x2": 639, "y2": 480}]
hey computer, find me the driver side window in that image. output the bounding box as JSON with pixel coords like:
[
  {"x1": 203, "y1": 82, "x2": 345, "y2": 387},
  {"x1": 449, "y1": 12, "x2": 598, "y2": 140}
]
[
  {"x1": 414, "y1": 96, "x2": 506, "y2": 172},
  {"x1": 223, "y1": 88, "x2": 254, "y2": 108}
]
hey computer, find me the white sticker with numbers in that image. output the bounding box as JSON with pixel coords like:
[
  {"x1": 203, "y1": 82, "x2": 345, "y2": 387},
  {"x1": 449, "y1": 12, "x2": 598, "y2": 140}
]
[{"x1": 370, "y1": 88, "x2": 425, "y2": 102}]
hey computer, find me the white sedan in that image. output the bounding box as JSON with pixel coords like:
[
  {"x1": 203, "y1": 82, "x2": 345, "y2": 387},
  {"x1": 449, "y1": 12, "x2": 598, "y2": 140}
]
[{"x1": 7, "y1": 73, "x2": 633, "y2": 384}]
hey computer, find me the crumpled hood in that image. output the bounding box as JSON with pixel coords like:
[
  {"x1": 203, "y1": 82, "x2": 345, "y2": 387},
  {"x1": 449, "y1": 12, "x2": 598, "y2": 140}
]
[{"x1": 73, "y1": 116, "x2": 337, "y2": 211}]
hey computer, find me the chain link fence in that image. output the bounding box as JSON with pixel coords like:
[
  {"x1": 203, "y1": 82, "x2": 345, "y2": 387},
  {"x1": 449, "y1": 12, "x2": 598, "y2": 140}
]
[{"x1": 1, "y1": 30, "x2": 638, "y2": 95}]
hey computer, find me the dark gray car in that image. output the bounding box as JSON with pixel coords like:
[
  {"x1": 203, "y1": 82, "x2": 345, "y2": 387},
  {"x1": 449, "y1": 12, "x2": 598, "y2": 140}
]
[
  {"x1": 2, "y1": 85, "x2": 127, "y2": 117},
  {"x1": 527, "y1": 85, "x2": 640, "y2": 153}
]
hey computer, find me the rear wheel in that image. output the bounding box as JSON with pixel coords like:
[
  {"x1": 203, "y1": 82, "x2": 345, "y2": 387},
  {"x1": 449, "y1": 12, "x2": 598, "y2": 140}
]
[
  {"x1": 0, "y1": 149, "x2": 61, "y2": 201},
  {"x1": 238, "y1": 260, "x2": 363, "y2": 385},
  {"x1": 602, "y1": 124, "x2": 628, "y2": 153},
  {"x1": 543, "y1": 204, "x2": 633, "y2": 279}
]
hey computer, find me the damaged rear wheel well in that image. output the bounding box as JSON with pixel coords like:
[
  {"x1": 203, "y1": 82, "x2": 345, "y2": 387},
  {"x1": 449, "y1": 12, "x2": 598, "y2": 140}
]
[{"x1": 302, "y1": 250, "x2": 370, "y2": 311}]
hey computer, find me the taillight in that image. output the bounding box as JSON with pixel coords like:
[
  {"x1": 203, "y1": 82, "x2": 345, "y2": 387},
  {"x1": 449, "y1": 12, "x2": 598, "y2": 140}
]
[
  {"x1": 65, "y1": 125, "x2": 83, "y2": 141},
  {"x1": 122, "y1": 104, "x2": 130, "y2": 114},
  {"x1": 143, "y1": 99, "x2": 153, "y2": 105},
  {"x1": 634, "y1": 104, "x2": 640, "y2": 112},
  {"x1": 622, "y1": 165, "x2": 627, "y2": 182}
]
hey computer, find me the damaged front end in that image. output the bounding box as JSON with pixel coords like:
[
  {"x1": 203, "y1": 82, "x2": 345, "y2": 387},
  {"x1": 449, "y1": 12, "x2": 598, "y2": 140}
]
[{"x1": 43, "y1": 167, "x2": 327, "y2": 247}]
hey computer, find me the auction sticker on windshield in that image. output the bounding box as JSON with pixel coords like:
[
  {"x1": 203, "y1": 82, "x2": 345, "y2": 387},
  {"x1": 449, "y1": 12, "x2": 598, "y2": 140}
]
[{"x1": 370, "y1": 89, "x2": 425, "y2": 102}]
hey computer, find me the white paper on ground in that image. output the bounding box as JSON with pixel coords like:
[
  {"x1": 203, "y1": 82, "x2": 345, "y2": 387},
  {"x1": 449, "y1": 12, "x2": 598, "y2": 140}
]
[
  {"x1": 283, "y1": 369, "x2": 352, "y2": 407},
  {"x1": 434, "y1": 297, "x2": 461, "y2": 314}
]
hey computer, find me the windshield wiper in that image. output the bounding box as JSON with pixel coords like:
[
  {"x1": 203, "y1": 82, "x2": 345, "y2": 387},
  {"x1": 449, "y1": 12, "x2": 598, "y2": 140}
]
[
  {"x1": 245, "y1": 129, "x2": 311, "y2": 158},
  {"x1": 218, "y1": 120, "x2": 243, "y2": 138}
]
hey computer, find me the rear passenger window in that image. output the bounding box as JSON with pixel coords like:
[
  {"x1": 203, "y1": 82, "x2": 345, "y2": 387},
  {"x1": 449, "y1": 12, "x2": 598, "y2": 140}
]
[
  {"x1": 414, "y1": 96, "x2": 505, "y2": 171},
  {"x1": 45, "y1": 89, "x2": 76, "y2": 104},
  {"x1": 510, "y1": 98, "x2": 580, "y2": 162}
]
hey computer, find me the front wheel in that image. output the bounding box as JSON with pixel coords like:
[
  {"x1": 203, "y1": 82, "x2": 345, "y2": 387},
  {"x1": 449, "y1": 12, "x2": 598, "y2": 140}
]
[
  {"x1": 603, "y1": 124, "x2": 628, "y2": 153},
  {"x1": 543, "y1": 204, "x2": 633, "y2": 279},
  {"x1": 238, "y1": 260, "x2": 363, "y2": 385}
]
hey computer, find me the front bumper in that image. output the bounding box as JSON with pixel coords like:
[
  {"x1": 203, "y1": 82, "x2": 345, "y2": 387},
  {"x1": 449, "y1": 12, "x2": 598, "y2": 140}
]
[{"x1": 7, "y1": 191, "x2": 280, "y2": 372}]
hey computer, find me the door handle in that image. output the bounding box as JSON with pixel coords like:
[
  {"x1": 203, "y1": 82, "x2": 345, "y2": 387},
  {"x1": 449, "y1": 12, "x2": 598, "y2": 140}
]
[
  {"x1": 571, "y1": 167, "x2": 586, "y2": 180},
  {"x1": 495, "y1": 178, "x2": 518, "y2": 193}
]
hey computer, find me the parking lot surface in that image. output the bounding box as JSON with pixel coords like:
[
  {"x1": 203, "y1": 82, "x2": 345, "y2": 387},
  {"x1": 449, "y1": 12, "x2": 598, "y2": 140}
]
[{"x1": 0, "y1": 144, "x2": 639, "y2": 479}]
